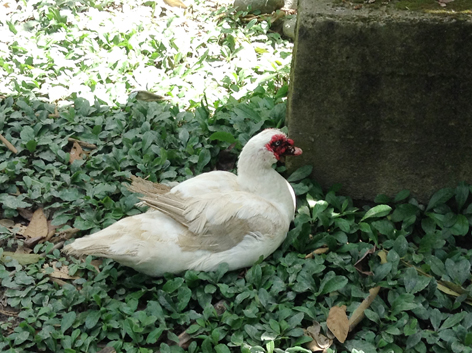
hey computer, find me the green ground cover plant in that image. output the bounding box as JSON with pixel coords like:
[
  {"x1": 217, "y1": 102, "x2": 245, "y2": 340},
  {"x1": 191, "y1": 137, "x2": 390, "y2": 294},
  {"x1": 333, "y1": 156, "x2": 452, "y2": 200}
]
[{"x1": 0, "y1": 1, "x2": 471, "y2": 353}]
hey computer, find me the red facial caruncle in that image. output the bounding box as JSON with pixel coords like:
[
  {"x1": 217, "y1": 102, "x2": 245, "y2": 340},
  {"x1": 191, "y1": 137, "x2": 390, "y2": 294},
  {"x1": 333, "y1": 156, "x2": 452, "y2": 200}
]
[{"x1": 265, "y1": 134, "x2": 303, "y2": 161}]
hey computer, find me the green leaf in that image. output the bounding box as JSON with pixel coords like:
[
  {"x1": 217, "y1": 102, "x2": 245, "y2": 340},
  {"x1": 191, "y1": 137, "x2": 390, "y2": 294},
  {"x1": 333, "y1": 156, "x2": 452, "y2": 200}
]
[
  {"x1": 311, "y1": 200, "x2": 328, "y2": 220},
  {"x1": 7, "y1": 21, "x2": 17, "y2": 34},
  {"x1": 215, "y1": 344, "x2": 231, "y2": 353},
  {"x1": 403, "y1": 267, "x2": 418, "y2": 293},
  {"x1": 445, "y1": 258, "x2": 471, "y2": 285},
  {"x1": 287, "y1": 165, "x2": 313, "y2": 182},
  {"x1": 430, "y1": 309, "x2": 443, "y2": 331},
  {"x1": 274, "y1": 84, "x2": 289, "y2": 99},
  {"x1": 393, "y1": 189, "x2": 410, "y2": 203},
  {"x1": 364, "y1": 309, "x2": 380, "y2": 323},
  {"x1": 162, "y1": 278, "x2": 184, "y2": 293},
  {"x1": 177, "y1": 286, "x2": 192, "y2": 312},
  {"x1": 61, "y1": 312, "x2": 76, "y2": 333},
  {"x1": 406, "y1": 332, "x2": 422, "y2": 350},
  {"x1": 426, "y1": 187, "x2": 455, "y2": 211},
  {"x1": 393, "y1": 235, "x2": 408, "y2": 257},
  {"x1": 124, "y1": 318, "x2": 140, "y2": 342},
  {"x1": 0, "y1": 195, "x2": 32, "y2": 209},
  {"x1": 287, "y1": 312, "x2": 304, "y2": 327},
  {"x1": 13, "y1": 330, "x2": 30, "y2": 346},
  {"x1": 141, "y1": 131, "x2": 155, "y2": 153},
  {"x1": 374, "y1": 194, "x2": 391, "y2": 203},
  {"x1": 373, "y1": 262, "x2": 392, "y2": 282},
  {"x1": 344, "y1": 340, "x2": 377, "y2": 353},
  {"x1": 371, "y1": 219, "x2": 394, "y2": 237},
  {"x1": 197, "y1": 148, "x2": 211, "y2": 171},
  {"x1": 440, "y1": 312, "x2": 467, "y2": 331},
  {"x1": 146, "y1": 327, "x2": 164, "y2": 344},
  {"x1": 421, "y1": 217, "x2": 436, "y2": 234},
  {"x1": 317, "y1": 275, "x2": 348, "y2": 295},
  {"x1": 391, "y1": 294, "x2": 418, "y2": 315},
  {"x1": 455, "y1": 182, "x2": 469, "y2": 211},
  {"x1": 391, "y1": 203, "x2": 418, "y2": 222},
  {"x1": 20, "y1": 126, "x2": 35, "y2": 141},
  {"x1": 361, "y1": 205, "x2": 392, "y2": 221},
  {"x1": 85, "y1": 310, "x2": 101, "y2": 329},
  {"x1": 209, "y1": 131, "x2": 236, "y2": 144},
  {"x1": 450, "y1": 214, "x2": 469, "y2": 236}
]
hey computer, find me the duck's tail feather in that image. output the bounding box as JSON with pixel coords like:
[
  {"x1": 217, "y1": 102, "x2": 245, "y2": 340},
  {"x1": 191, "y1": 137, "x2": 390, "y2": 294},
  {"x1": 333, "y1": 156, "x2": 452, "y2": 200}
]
[{"x1": 128, "y1": 175, "x2": 171, "y2": 197}]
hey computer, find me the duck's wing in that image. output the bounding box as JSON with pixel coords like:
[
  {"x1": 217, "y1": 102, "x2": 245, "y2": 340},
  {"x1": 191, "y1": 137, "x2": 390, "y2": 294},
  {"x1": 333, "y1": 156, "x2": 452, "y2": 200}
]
[
  {"x1": 128, "y1": 175, "x2": 172, "y2": 196},
  {"x1": 139, "y1": 191, "x2": 285, "y2": 253}
]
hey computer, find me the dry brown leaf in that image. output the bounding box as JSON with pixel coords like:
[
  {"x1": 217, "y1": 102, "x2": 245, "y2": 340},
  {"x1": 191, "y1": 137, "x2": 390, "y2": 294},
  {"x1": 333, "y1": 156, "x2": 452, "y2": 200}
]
[
  {"x1": 18, "y1": 208, "x2": 34, "y2": 221},
  {"x1": 97, "y1": 347, "x2": 117, "y2": 353},
  {"x1": 70, "y1": 141, "x2": 84, "y2": 164},
  {"x1": 326, "y1": 305, "x2": 349, "y2": 343},
  {"x1": 0, "y1": 219, "x2": 15, "y2": 228},
  {"x1": 304, "y1": 321, "x2": 333, "y2": 352},
  {"x1": 43, "y1": 261, "x2": 80, "y2": 280},
  {"x1": 49, "y1": 277, "x2": 68, "y2": 286},
  {"x1": 23, "y1": 208, "x2": 48, "y2": 239},
  {"x1": 377, "y1": 249, "x2": 387, "y2": 263},
  {"x1": 51, "y1": 227, "x2": 80, "y2": 243},
  {"x1": 14, "y1": 223, "x2": 28, "y2": 236},
  {"x1": 91, "y1": 259, "x2": 103, "y2": 273},
  {"x1": 43, "y1": 220, "x2": 57, "y2": 242}
]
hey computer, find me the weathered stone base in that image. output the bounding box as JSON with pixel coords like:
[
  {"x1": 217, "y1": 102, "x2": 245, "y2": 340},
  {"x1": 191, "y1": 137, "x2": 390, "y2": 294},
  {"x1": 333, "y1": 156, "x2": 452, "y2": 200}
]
[{"x1": 287, "y1": 0, "x2": 472, "y2": 203}]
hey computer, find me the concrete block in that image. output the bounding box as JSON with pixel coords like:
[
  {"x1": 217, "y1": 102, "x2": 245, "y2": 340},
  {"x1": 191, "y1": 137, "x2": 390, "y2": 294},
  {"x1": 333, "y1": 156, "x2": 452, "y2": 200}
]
[{"x1": 287, "y1": 0, "x2": 472, "y2": 203}]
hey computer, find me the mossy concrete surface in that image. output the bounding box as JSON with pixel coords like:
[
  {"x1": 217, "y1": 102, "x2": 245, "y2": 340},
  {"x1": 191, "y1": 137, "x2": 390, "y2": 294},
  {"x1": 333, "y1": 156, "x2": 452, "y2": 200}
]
[{"x1": 287, "y1": 0, "x2": 472, "y2": 203}]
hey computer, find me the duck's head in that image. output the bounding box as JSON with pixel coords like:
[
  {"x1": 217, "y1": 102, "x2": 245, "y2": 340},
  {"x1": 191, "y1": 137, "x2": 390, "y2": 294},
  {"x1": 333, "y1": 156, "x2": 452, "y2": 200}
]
[{"x1": 239, "y1": 129, "x2": 303, "y2": 167}]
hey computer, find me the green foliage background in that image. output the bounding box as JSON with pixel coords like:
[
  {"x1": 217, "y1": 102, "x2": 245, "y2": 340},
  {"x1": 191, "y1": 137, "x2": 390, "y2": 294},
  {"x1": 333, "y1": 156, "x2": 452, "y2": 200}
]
[{"x1": 0, "y1": 1, "x2": 471, "y2": 353}]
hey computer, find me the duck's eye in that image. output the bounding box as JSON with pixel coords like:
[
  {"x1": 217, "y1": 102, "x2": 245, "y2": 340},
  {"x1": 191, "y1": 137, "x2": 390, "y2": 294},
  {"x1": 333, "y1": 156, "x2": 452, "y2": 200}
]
[{"x1": 273, "y1": 141, "x2": 282, "y2": 147}]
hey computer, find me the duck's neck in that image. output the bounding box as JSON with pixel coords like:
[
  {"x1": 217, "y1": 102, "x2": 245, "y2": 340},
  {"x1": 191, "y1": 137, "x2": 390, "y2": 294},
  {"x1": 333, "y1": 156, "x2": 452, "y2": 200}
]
[{"x1": 237, "y1": 150, "x2": 295, "y2": 223}]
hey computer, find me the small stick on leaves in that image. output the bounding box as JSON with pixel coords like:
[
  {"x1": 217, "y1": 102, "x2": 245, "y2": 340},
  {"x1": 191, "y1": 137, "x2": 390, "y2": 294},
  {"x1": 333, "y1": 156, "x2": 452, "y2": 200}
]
[{"x1": 0, "y1": 132, "x2": 17, "y2": 154}]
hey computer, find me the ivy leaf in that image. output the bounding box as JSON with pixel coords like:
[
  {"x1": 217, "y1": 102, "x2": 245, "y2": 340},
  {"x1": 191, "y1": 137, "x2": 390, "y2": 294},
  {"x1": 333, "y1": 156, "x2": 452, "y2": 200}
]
[
  {"x1": 317, "y1": 275, "x2": 348, "y2": 295},
  {"x1": 393, "y1": 189, "x2": 410, "y2": 203},
  {"x1": 287, "y1": 165, "x2": 313, "y2": 182},
  {"x1": 391, "y1": 294, "x2": 418, "y2": 315},
  {"x1": 455, "y1": 182, "x2": 469, "y2": 211},
  {"x1": 450, "y1": 214, "x2": 469, "y2": 236},
  {"x1": 445, "y1": 258, "x2": 471, "y2": 285},
  {"x1": 85, "y1": 310, "x2": 101, "y2": 329},
  {"x1": 196, "y1": 148, "x2": 211, "y2": 172},
  {"x1": 209, "y1": 131, "x2": 236, "y2": 144},
  {"x1": 360, "y1": 205, "x2": 392, "y2": 221},
  {"x1": 61, "y1": 312, "x2": 76, "y2": 333},
  {"x1": 426, "y1": 188, "x2": 455, "y2": 211}
]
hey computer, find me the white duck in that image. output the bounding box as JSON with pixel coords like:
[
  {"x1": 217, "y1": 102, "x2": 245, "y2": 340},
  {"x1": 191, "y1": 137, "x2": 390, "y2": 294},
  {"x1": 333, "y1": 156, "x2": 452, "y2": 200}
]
[{"x1": 64, "y1": 129, "x2": 302, "y2": 276}]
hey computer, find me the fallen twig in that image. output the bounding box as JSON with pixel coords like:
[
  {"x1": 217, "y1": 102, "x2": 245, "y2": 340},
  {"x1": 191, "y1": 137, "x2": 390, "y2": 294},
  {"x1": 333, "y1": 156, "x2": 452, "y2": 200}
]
[
  {"x1": 305, "y1": 247, "x2": 329, "y2": 259},
  {"x1": 0, "y1": 132, "x2": 18, "y2": 154},
  {"x1": 50, "y1": 228, "x2": 80, "y2": 243},
  {"x1": 348, "y1": 286, "x2": 381, "y2": 331},
  {"x1": 347, "y1": 250, "x2": 386, "y2": 331},
  {"x1": 0, "y1": 309, "x2": 19, "y2": 317},
  {"x1": 67, "y1": 138, "x2": 97, "y2": 149}
]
